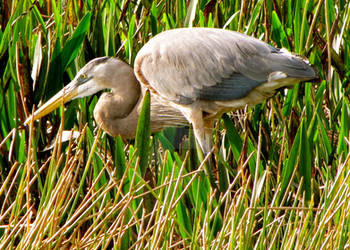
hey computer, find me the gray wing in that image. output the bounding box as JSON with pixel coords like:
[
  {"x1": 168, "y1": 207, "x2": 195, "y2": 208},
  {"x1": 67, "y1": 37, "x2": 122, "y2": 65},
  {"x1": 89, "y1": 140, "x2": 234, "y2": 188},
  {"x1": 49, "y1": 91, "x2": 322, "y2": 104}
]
[{"x1": 134, "y1": 28, "x2": 317, "y2": 105}]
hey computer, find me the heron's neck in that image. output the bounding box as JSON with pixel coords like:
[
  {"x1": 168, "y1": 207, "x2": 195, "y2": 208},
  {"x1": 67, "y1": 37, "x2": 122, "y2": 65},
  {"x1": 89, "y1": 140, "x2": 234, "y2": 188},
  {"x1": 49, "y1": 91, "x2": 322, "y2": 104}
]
[
  {"x1": 111, "y1": 70, "x2": 141, "y2": 115},
  {"x1": 93, "y1": 70, "x2": 142, "y2": 138}
]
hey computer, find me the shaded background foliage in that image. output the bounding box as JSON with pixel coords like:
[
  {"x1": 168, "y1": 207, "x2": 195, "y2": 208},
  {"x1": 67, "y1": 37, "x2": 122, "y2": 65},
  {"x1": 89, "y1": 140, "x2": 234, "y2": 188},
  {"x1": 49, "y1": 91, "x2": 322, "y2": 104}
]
[{"x1": 0, "y1": 0, "x2": 349, "y2": 249}]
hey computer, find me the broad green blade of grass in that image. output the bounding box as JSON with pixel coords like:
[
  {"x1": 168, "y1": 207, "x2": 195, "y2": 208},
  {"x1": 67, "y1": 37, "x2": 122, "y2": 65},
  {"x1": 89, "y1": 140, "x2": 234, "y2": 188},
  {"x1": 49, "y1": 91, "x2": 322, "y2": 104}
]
[
  {"x1": 110, "y1": 135, "x2": 127, "y2": 179},
  {"x1": 271, "y1": 10, "x2": 290, "y2": 49},
  {"x1": 222, "y1": 114, "x2": 243, "y2": 162},
  {"x1": 135, "y1": 90, "x2": 151, "y2": 176},
  {"x1": 126, "y1": 14, "x2": 136, "y2": 63},
  {"x1": 0, "y1": 0, "x2": 350, "y2": 248},
  {"x1": 61, "y1": 13, "x2": 91, "y2": 70}
]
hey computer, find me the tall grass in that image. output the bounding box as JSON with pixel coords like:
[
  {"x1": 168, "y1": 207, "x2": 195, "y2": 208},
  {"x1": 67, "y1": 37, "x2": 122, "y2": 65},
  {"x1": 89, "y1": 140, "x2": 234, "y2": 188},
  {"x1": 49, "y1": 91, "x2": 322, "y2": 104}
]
[{"x1": 0, "y1": 0, "x2": 350, "y2": 248}]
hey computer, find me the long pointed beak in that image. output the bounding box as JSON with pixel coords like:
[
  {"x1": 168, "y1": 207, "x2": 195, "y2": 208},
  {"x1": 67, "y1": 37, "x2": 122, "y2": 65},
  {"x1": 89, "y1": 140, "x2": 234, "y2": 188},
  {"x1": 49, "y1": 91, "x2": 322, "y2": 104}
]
[{"x1": 24, "y1": 81, "x2": 78, "y2": 125}]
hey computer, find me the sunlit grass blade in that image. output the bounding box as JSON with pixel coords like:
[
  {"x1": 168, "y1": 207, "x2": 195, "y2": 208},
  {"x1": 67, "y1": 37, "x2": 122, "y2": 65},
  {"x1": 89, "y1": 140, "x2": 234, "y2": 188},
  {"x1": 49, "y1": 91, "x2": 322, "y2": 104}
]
[{"x1": 0, "y1": 0, "x2": 349, "y2": 248}]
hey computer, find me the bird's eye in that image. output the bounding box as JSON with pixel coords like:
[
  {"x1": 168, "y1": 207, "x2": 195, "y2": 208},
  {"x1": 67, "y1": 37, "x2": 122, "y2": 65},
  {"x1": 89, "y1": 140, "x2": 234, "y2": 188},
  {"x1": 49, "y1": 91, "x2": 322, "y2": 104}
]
[{"x1": 78, "y1": 73, "x2": 88, "y2": 83}]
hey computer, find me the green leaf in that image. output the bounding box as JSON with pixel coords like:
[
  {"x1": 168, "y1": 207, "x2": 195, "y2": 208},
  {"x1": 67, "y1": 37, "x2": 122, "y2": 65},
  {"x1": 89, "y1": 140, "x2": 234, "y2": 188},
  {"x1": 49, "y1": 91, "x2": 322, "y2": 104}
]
[
  {"x1": 271, "y1": 11, "x2": 290, "y2": 49},
  {"x1": 337, "y1": 98, "x2": 350, "y2": 157},
  {"x1": 0, "y1": 20, "x2": 11, "y2": 56},
  {"x1": 246, "y1": 0, "x2": 263, "y2": 35},
  {"x1": 61, "y1": 12, "x2": 92, "y2": 70},
  {"x1": 222, "y1": 114, "x2": 242, "y2": 161},
  {"x1": 150, "y1": 2, "x2": 158, "y2": 36},
  {"x1": 293, "y1": 0, "x2": 302, "y2": 53},
  {"x1": 114, "y1": 136, "x2": 127, "y2": 179},
  {"x1": 155, "y1": 132, "x2": 175, "y2": 152},
  {"x1": 44, "y1": 37, "x2": 63, "y2": 100},
  {"x1": 126, "y1": 15, "x2": 136, "y2": 63},
  {"x1": 299, "y1": 119, "x2": 312, "y2": 201},
  {"x1": 317, "y1": 114, "x2": 332, "y2": 160},
  {"x1": 162, "y1": 13, "x2": 172, "y2": 30},
  {"x1": 135, "y1": 90, "x2": 151, "y2": 176},
  {"x1": 51, "y1": 0, "x2": 62, "y2": 41},
  {"x1": 199, "y1": 10, "x2": 205, "y2": 27},
  {"x1": 31, "y1": 5, "x2": 48, "y2": 36},
  {"x1": 299, "y1": 0, "x2": 311, "y2": 54},
  {"x1": 280, "y1": 119, "x2": 302, "y2": 200},
  {"x1": 305, "y1": 82, "x2": 312, "y2": 123},
  {"x1": 217, "y1": 158, "x2": 228, "y2": 192},
  {"x1": 282, "y1": 85, "x2": 298, "y2": 116}
]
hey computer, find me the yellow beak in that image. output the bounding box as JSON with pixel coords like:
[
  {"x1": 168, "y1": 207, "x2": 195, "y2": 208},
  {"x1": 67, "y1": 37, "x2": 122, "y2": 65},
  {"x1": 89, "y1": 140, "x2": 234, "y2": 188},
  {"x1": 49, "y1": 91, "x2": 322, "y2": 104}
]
[{"x1": 24, "y1": 82, "x2": 78, "y2": 125}]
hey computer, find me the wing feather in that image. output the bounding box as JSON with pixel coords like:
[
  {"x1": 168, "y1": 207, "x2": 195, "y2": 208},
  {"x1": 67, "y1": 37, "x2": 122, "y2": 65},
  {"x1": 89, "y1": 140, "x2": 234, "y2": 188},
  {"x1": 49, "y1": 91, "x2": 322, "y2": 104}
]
[{"x1": 134, "y1": 28, "x2": 317, "y2": 105}]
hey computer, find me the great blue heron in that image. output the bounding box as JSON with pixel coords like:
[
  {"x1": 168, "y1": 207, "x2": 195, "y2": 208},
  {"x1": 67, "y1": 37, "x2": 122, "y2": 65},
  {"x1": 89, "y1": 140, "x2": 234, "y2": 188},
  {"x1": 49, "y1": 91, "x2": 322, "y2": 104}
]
[
  {"x1": 135, "y1": 28, "x2": 318, "y2": 156},
  {"x1": 26, "y1": 27, "x2": 318, "y2": 159},
  {"x1": 24, "y1": 57, "x2": 187, "y2": 138}
]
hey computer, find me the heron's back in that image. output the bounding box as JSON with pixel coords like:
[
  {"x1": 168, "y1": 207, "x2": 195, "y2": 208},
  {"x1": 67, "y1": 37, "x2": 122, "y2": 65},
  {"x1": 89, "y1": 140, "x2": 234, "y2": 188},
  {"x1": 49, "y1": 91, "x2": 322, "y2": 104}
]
[{"x1": 135, "y1": 28, "x2": 317, "y2": 108}]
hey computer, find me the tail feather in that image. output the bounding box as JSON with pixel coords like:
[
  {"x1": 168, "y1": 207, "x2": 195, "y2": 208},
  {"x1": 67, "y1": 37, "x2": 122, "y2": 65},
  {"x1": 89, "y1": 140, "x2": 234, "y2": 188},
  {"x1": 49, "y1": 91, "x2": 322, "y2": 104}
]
[{"x1": 268, "y1": 49, "x2": 318, "y2": 80}]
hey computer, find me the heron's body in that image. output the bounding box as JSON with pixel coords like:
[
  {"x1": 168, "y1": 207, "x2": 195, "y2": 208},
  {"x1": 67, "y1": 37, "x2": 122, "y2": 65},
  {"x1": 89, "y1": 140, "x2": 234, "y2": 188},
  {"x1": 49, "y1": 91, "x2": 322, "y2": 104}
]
[
  {"x1": 135, "y1": 28, "x2": 318, "y2": 154},
  {"x1": 26, "y1": 27, "x2": 317, "y2": 158}
]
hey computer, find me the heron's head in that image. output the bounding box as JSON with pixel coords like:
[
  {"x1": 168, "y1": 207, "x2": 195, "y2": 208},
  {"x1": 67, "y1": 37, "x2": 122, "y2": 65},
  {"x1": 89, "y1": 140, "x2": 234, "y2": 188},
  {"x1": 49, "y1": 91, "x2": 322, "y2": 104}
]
[{"x1": 24, "y1": 57, "x2": 134, "y2": 125}]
